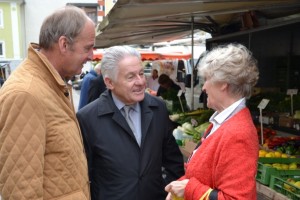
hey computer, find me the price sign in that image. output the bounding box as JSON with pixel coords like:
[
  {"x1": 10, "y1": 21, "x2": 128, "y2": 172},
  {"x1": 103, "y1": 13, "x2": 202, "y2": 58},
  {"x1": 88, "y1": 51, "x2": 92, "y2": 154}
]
[
  {"x1": 287, "y1": 89, "x2": 298, "y2": 95},
  {"x1": 257, "y1": 99, "x2": 270, "y2": 110},
  {"x1": 177, "y1": 90, "x2": 183, "y2": 97},
  {"x1": 287, "y1": 89, "x2": 298, "y2": 116}
]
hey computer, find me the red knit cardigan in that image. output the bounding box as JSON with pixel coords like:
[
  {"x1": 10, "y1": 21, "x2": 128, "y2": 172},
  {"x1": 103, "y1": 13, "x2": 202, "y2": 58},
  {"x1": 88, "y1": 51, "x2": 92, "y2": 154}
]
[{"x1": 182, "y1": 108, "x2": 259, "y2": 200}]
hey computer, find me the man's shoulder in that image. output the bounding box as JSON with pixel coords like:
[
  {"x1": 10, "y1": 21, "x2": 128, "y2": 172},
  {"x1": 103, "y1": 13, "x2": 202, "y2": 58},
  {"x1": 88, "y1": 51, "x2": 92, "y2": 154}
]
[
  {"x1": 92, "y1": 75, "x2": 104, "y2": 83},
  {"x1": 143, "y1": 93, "x2": 166, "y2": 107},
  {"x1": 83, "y1": 72, "x2": 97, "y2": 80},
  {"x1": 78, "y1": 90, "x2": 111, "y2": 115}
]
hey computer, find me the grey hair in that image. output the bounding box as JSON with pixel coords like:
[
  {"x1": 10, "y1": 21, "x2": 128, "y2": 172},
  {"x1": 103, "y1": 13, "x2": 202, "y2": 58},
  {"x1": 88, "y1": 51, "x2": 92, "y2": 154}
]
[
  {"x1": 101, "y1": 46, "x2": 141, "y2": 81},
  {"x1": 198, "y1": 43, "x2": 259, "y2": 98},
  {"x1": 39, "y1": 5, "x2": 90, "y2": 50}
]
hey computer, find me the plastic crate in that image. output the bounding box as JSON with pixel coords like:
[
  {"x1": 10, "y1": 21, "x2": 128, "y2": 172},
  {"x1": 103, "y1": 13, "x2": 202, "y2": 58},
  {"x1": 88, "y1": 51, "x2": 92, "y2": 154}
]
[
  {"x1": 256, "y1": 158, "x2": 300, "y2": 185},
  {"x1": 269, "y1": 175, "x2": 300, "y2": 200}
]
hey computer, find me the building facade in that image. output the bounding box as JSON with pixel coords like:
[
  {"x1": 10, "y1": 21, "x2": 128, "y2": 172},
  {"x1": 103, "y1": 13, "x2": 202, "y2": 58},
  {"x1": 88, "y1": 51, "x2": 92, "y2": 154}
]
[{"x1": 0, "y1": 0, "x2": 116, "y2": 74}]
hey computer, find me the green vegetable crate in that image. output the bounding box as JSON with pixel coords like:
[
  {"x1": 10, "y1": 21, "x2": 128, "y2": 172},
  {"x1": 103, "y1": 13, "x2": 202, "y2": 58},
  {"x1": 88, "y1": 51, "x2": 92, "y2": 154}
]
[
  {"x1": 256, "y1": 158, "x2": 300, "y2": 185},
  {"x1": 269, "y1": 175, "x2": 300, "y2": 200}
]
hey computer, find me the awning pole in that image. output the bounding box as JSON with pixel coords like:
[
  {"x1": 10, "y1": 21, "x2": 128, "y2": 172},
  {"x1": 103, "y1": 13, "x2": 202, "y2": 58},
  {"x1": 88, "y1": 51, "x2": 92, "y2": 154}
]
[{"x1": 191, "y1": 16, "x2": 195, "y2": 110}]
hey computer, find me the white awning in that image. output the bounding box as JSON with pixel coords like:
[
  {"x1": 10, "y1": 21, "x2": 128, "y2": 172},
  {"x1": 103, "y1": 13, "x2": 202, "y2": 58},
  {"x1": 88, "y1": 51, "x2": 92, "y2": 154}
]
[{"x1": 95, "y1": 0, "x2": 300, "y2": 48}]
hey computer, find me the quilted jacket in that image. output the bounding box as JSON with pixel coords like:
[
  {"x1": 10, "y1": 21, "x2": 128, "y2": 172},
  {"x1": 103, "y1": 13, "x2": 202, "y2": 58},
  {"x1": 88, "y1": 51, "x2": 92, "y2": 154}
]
[{"x1": 0, "y1": 43, "x2": 90, "y2": 200}]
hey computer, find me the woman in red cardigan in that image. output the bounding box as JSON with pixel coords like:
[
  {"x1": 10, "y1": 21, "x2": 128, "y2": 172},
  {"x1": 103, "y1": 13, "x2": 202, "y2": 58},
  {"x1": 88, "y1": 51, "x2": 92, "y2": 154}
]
[{"x1": 165, "y1": 43, "x2": 260, "y2": 200}]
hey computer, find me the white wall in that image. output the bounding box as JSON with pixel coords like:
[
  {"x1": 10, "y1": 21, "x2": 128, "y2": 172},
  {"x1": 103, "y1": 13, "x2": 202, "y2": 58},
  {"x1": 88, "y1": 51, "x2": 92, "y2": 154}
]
[{"x1": 24, "y1": 0, "x2": 97, "y2": 47}]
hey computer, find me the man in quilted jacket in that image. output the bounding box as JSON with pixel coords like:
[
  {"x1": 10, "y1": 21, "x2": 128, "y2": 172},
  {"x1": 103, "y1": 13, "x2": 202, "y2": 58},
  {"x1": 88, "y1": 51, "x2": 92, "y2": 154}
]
[{"x1": 0, "y1": 5, "x2": 94, "y2": 200}]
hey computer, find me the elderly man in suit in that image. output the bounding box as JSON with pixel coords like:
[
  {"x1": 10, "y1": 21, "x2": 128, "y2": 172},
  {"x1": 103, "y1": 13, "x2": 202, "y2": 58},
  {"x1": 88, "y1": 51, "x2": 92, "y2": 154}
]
[{"x1": 77, "y1": 45, "x2": 184, "y2": 200}]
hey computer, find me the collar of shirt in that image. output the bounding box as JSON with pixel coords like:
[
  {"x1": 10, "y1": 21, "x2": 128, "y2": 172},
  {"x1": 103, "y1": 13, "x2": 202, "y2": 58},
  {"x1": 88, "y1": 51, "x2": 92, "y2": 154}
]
[
  {"x1": 111, "y1": 92, "x2": 140, "y2": 113},
  {"x1": 111, "y1": 93, "x2": 142, "y2": 144},
  {"x1": 208, "y1": 97, "x2": 246, "y2": 138}
]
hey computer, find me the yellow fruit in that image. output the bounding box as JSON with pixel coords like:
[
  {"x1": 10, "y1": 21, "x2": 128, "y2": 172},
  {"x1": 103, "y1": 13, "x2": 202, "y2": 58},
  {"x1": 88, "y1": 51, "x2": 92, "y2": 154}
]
[
  {"x1": 272, "y1": 163, "x2": 280, "y2": 167},
  {"x1": 294, "y1": 181, "x2": 300, "y2": 188},
  {"x1": 259, "y1": 150, "x2": 267, "y2": 157},
  {"x1": 265, "y1": 152, "x2": 275, "y2": 158},
  {"x1": 272, "y1": 163, "x2": 282, "y2": 170},
  {"x1": 172, "y1": 195, "x2": 184, "y2": 200},
  {"x1": 281, "y1": 164, "x2": 289, "y2": 170},
  {"x1": 281, "y1": 153, "x2": 288, "y2": 158},
  {"x1": 284, "y1": 178, "x2": 296, "y2": 191},
  {"x1": 289, "y1": 162, "x2": 297, "y2": 170},
  {"x1": 274, "y1": 151, "x2": 282, "y2": 158},
  {"x1": 284, "y1": 183, "x2": 293, "y2": 191}
]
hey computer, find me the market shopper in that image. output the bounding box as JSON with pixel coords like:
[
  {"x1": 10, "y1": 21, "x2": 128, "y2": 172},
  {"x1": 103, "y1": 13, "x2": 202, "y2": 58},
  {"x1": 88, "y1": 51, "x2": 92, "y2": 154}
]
[
  {"x1": 78, "y1": 63, "x2": 102, "y2": 110},
  {"x1": 157, "y1": 73, "x2": 188, "y2": 113},
  {"x1": 146, "y1": 68, "x2": 160, "y2": 91},
  {"x1": 76, "y1": 45, "x2": 184, "y2": 200},
  {"x1": 87, "y1": 70, "x2": 106, "y2": 103},
  {"x1": 0, "y1": 6, "x2": 94, "y2": 200},
  {"x1": 165, "y1": 43, "x2": 260, "y2": 200}
]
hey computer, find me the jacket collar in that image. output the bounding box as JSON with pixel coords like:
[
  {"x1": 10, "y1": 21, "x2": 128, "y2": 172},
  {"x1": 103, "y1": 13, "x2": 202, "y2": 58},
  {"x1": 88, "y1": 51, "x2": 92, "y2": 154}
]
[
  {"x1": 96, "y1": 90, "x2": 160, "y2": 145},
  {"x1": 96, "y1": 90, "x2": 159, "y2": 115},
  {"x1": 28, "y1": 43, "x2": 67, "y2": 88}
]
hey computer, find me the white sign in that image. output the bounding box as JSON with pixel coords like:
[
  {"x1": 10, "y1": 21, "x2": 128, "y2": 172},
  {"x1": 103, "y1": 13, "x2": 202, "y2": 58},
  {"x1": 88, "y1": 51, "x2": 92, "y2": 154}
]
[
  {"x1": 257, "y1": 99, "x2": 270, "y2": 110},
  {"x1": 287, "y1": 89, "x2": 298, "y2": 95},
  {"x1": 177, "y1": 90, "x2": 183, "y2": 97}
]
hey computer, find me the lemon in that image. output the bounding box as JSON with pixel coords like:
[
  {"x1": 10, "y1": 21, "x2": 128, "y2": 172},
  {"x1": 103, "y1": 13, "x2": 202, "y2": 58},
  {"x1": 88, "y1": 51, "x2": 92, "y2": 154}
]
[
  {"x1": 265, "y1": 152, "x2": 275, "y2": 158},
  {"x1": 172, "y1": 195, "x2": 184, "y2": 200},
  {"x1": 274, "y1": 151, "x2": 282, "y2": 158},
  {"x1": 259, "y1": 150, "x2": 267, "y2": 157},
  {"x1": 281, "y1": 164, "x2": 289, "y2": 170},
  {"x1": 284, "y1": 183, "x2": 293, "y2": 191},
  {"x1": 281, "y1": 153, "x2": 289, "y2": 158},
  {"x1": 272, "y1": 163, "x2": 282, "y2": 170},
  {"x1": 272, "y1": 163, "x2": 280, "y2": 167},
  {"x1": 294, "y1": 181, "x2": 300, "y2": 188},
  {"x1": 289, "y1": 162, "x2": 297, "y2": 170}
]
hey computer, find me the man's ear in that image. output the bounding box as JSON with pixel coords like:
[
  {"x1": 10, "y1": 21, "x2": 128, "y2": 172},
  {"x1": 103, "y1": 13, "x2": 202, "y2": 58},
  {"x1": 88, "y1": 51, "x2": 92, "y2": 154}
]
[
  {"x1": 104, "y1": 77, "x2": 113, "y2": 90},
  {"x1": 58, "y1": 36, "x2": 68, "y2": 53}
]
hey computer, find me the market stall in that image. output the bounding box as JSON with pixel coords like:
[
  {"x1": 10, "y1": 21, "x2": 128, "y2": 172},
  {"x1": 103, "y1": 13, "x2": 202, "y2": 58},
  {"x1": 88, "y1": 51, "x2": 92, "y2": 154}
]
[{"x1": 92, "y1": 1, "x2": 300, "y2": 198}]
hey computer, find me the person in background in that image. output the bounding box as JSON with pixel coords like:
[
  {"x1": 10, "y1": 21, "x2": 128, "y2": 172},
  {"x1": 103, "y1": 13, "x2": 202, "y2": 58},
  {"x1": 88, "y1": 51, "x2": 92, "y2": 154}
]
[
  {"x1": 78, "y1": 62, "x2": 101, "y2": 110},
  {"x1": 0, "y1": 6, "x2": 94, "y2": 200},
  {"x1": 146, "y1": 68, "x2": 160, "y2": 91},
  {"x1": 165, "y1": 43, "x2": 259, "y2": 200},
  {"x1": 0, "y1": 77, "x2": 4, "y2": 86},
  {"x1": 76, "y1": 45, "x2": 184, "y2": 200},
  {"x1": 87, "y1": 64, "x2": 106, "y2": 103},
  {"x1": 157, "y1": 73, "x2": 188, "y2": 113}
]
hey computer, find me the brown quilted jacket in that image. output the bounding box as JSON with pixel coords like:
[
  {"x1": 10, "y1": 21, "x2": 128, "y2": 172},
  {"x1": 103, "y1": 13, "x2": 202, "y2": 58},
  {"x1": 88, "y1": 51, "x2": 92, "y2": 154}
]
[{"x1": 0, "y1": 44, "x2": 90, "y2": 200}]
